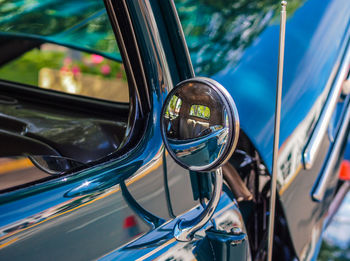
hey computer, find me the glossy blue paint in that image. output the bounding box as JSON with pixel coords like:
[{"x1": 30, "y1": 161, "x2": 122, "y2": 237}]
[
  {"x1": 217, "y1": 0, "x2": 349, "y2": 170},
  {"x1": 99, "y1": 193, "x2": 247, "y2": 261},
  {"x1": 235, "y1": 0, "x2": 348, "y2": 169},
  {"x1": 178, "y1": 0, "x2": 350, "y2": 171},
  {"x1": 0, "y1": 1, "x2": 249, "y2": 260},
  {"x1": 0, "y1": 88, "x2": 169, "y2": 259}
]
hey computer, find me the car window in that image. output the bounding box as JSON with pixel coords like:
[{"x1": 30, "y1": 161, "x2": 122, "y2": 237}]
[
  {"x1": 0, "y1": 1, "x2": 132, "y2": 192},
  {"x1": 0, "y1": 0, "x2": 121, "y2": 61},
  {"x1": 189, "y1": 104, "x2": 210, "y2": 120},
  {"x1": 0, "y1": 42, "x2": 129, "y2": 103},
  {"x1": 0, "y1": 0, "x2": 128, "y2": 103}
]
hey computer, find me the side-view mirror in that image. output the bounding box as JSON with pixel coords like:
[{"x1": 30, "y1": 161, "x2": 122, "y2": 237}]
[{"x1": 161, "y1": 77, "x2": 239, "y2": 241}]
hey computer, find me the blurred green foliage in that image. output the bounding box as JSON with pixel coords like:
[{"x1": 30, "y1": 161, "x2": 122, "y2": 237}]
[
  {"x1": 318, "y1": 241, "x2": 350, "y2": 261},
  {"x1": 0, "y1": 46, "x2": 126, "y2": 88},
  {"x1": 0, "y1": 48, "x2": 63, "y2": 86}
]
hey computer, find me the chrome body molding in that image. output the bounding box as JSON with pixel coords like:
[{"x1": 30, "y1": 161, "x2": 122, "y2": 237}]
[
  {"x1": 303, "y1": 34, "x2": 350, "y2": 169},
  {"x1": 324, "y1": 181, "x2": 350, "y2": 228},
  {"x1": 312, "y1": 95, "x2": 350, "y2": 201}
]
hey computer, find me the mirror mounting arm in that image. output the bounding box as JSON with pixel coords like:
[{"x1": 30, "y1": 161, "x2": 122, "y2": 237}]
[{"x1": 173, "y1": 168, "x2": 223, "y2": 241}]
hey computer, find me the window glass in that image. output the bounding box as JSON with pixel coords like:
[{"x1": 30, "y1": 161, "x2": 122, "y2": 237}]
[
  {"x1": 189, "y1": 104, "x2": 210, "y2": 120},
  {"x1": 0, "y1": 0, "x2": 121, "y2": 60},
  {"x1": 165, "y1": 95, "x2": 182, "y2": 119},
  {"x1": 0, "y1": 0, "x2": 128, "y2": 103},
  {"x1": 0, "y1": 1, "x2": 131, "y2": 190},
  {"x1": 0, "y1": 42, "x2": 129, "y2": 102}
]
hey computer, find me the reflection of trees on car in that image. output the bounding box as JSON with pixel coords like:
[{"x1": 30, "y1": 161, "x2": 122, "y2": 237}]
[
  {"x1": 0, "y1": 0, "x2": 120, "y2": 59},
  {"x1": 175, "y1": 0, "x2": 304, "y2": 76}
]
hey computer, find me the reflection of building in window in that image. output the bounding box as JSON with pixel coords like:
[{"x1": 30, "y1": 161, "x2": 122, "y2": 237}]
[
  {"x1": 166, "y1": 95, "x2": 182, "y2": 119},
  {"x1": 189, "y1": 104, "x2": 210, "y2": 120}
]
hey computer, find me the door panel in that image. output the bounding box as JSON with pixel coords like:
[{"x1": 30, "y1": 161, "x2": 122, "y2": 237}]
[
  {"x1": 0, "y1": 146, "x2": 172, "y2": 260},
  {"x1": 100, "y1": 192, "x2": 249, "y2": 261},
  {"x1": 165, "y1": 155, "x2": 199, "y2": 216}
]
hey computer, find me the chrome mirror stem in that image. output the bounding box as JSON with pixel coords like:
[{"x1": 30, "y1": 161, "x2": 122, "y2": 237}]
[{"x1": 173, "y1": 168, "x2": 223, "y2": 241}]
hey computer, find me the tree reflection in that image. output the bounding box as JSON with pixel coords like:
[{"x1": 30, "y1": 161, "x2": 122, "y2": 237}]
[
  {"x1": 0, "y1": 0, "x2": 120, "y2": 59},
  {"x1": 190, "y1": 104, "x2": 211, "y2": 120},
  {"x1": 175, "y1": 0, "x2": 304, "y2": 76},
  {"x1": 166, "y1": 95, "x2": 182, "y2": 119}
]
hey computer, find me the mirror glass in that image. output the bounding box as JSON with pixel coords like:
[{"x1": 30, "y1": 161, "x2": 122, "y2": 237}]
[{"x1": 161, "y1": 78, "x2": 239, "y2": 171}]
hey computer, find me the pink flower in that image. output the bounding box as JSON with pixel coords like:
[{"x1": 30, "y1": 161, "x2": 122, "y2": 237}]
[
  {"x1": 72, "y1": 66, "x2": 81, "y2": 76},
  {"x1": 101, "y1": 64, "x2": 111, "y2": 75},
  {"x1": 91, "y1": 54, "x2": 104, "y2": 64}
]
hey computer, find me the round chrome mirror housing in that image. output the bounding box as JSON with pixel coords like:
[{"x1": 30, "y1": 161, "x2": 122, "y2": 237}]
[{"x1": 161, "y1": 77, "x2": 239, "y2": 172}]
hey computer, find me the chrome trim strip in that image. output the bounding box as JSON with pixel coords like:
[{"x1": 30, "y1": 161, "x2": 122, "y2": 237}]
[
  {"x1": 267, "y1": 2, "x2": 287, "y2": 261},
  {"x1": 168, "y1": 0, "x2": 195, "y2": 78},
  {"x1": 312, "y1": 95, "x2": 350, "y2": 202},
  {"x1": 105, "y1": 0, "x2": 150, "y2": 111},
  {"x1": 303, "y1": 35, "x2": 350, "y2": 169},
  {"x1": 324, "y1": 181, "x2": 350, "y2": 228},
  {"x1": 173, "y1": 168, "x2": 223, "y2": 241}
]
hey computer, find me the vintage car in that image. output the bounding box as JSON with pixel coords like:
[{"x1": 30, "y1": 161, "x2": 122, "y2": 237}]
[{"x1": 0, "y1": 0, "x2": 349, "y2": 260}]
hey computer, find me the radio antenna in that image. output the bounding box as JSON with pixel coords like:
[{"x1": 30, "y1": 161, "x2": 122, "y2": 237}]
[{"x1": 267, "y1": 1, "x2": 287, "y2": 261}]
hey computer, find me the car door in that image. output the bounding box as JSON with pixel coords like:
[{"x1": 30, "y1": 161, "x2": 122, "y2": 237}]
[
  {"x1": 0, "y1": 1, "x2": 249, "y2": 260},
  {"x1": 0, "y1": 0, "x2": 172, "y2": 260},
  {"x1": 99, "y1": 1, "x2": 250, "y2": 260}
]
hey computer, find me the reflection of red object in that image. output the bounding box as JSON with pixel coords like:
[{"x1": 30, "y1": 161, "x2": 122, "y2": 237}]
[
  {"x1": 123, "y1": 215, "x2": 140, "y2": 238},
  {"x1": 123, "y1": 215, "x2": 137, "y2": 228},
  {"x1": 339, "y1": 160, "x2": 350, "y2": 181}
]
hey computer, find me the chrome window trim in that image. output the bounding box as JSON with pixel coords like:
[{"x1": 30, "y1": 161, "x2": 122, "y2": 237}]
[
  {"x1": 168, "y1": 0, "x2": 195, "y2": 78},
  {"x1": 104, "y1": 0, "x2": 151, "y2": 113}
]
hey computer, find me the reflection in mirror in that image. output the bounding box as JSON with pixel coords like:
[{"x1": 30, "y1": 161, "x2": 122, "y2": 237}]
[
  {"x1": 161, "y1": 78, "x2": 239, "y2": 171},
  {"x1": 189, "y1": 104, "x2": 210, "y2": 120}
]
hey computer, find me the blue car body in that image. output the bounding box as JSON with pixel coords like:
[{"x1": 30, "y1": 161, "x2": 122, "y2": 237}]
[{"x1": 0, "y1": 0, "x2": 349, "y2": 260}]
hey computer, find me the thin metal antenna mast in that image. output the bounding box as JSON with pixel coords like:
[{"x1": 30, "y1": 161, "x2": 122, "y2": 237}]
[{"x1": 267, "y1": 1, "x2": 287, "y2": 261}]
